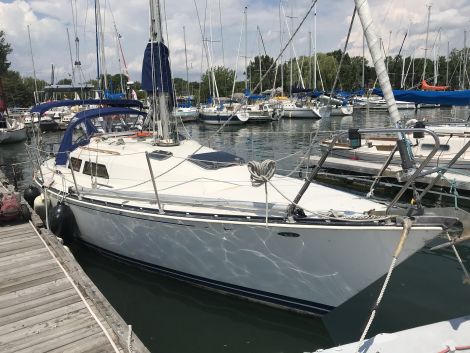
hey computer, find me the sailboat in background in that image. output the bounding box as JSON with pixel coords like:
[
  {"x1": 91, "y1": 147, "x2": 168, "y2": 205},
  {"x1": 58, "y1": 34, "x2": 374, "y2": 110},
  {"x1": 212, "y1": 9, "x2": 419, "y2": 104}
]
[
  {"x1": 0, "y1": 71, "x2": 27, "y2": 144},
  {"x1": 172, "y1": 26, "x2": 198, "y2": 123}
]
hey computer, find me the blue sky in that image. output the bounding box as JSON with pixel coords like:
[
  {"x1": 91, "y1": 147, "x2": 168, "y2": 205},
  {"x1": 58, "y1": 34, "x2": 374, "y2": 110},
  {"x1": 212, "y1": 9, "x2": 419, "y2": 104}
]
[{"x1": 1, "y1": 0, "x2": 469, "y2": 83}]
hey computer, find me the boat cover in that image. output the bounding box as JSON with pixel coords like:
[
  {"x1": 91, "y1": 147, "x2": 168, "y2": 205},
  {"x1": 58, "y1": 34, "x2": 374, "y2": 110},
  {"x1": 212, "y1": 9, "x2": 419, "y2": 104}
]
[
  {"x1": 55, "y1": 107, "x2": 147, "y2": 165},
  {"x1": 372, "y1": 88, "x2": 470, "y2": 106},
  {"x1": 31, "y1": 99, "x2": 143, "y2": 115}
]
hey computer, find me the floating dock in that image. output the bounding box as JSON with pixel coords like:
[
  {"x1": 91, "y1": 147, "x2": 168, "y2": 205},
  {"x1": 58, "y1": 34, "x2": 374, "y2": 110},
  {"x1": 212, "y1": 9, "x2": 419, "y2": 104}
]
[
  {"x1": 0, "y1": 176, "x2": 149, "y2": 352},
  {"x1": 303, "y1": 155, "x2": 470, "y2": 192}
]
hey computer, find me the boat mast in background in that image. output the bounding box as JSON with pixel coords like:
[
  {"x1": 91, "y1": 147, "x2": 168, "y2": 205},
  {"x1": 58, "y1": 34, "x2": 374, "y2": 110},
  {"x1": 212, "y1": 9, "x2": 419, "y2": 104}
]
[
  {"x1": 354, "y1": 0, "x2": 399, "y2": 124},
  {"x1": 66, "y1": 27, "x2": 76, "y2": 86},
  {"x1": 314, "y1": 3, "x2": 317, "y2": 90},
  {"x1": 244, "y1": 6, "x2": 248, "y2": 91},
  {"x1": 27, "y1": 25, "x2": 39, "y2": 105},
  {"x1": 183, "y1": 26, "x2": 190, "y2": 98},
  {"x1": 422, "y1": 4, "x2": 431, "y2": 82}
]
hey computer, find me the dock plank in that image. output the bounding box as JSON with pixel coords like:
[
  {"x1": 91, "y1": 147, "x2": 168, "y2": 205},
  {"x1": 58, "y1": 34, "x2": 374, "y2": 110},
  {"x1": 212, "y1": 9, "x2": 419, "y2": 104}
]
[
  {"x1": 0, "y1": 316, "x2": 101, "y2": 353},
  {"x1": 0, "y1": 302, "x2": 85, "y2": 337},
  {"x1": 46, "y1": 331, "x2": 111, "y2": 353},
  {"x1": 0, "y1": 293, "x2": 83, "y2": 327},
  {"x1": 0, "y1": 267, "x2": 64, "y2": 294},
  {"x1": 0, "y1": 247, "x2": 48, "y2": 266},
  {"x1": 0, "y1": 287, "x2": 77, "y2": 318},
  {"x1": 0, "y1": 277, "x2": 71, "y2": 307}
]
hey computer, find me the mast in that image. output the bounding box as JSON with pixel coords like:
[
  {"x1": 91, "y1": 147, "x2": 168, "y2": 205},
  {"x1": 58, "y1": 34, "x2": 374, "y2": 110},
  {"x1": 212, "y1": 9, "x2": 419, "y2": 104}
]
[
  {"x1": 289, "y1": 3, "x2": 294, "y2": 96},
  {"x1": 279, "y1": 0, "x2": 284, "y2": 95},
  {"x1": 446, "y1": 41, "x2": 449, "y2": 87},
  {"x1": 27, "y1": 25, "x2": 38, "y2": 105},
  {"x1": 94, "y1": 0, "x2": 100, "y2": 88},
  {"x1": 308, "y1": 31, "x2": 312, "y2": 89},
  {"x1": 354, "y1": 0, "x2": 400, "y2": 123},
  {"x1": 244, "y1": 6, "x2": 248, "y2": 91},
  {"x1": 183, "y1": 26, "x2": 190, "y2": 98},
  {"x1": 362, "y1": 30, "x2": 365, "y2": 89},
  {"x1": 149, "y1": 0, "x2": 171, "y2": 140},
  {"x1": 66, "y1": 27, "x2": 76, "y2": 86},
  {"x1": 422, "y1": 5, "x2": 431, "y2": 82},
  {"x1": 314, "y1": 3, "x2": 317, "y2": 90},
  {"x1": 217, "y1": 0, "x2": 225, "y2": 66},
  {"x1": 257, "y1": 27, "x2": 263, "y2": 93},
  {"x1": 464, "y1": 30, "x2": 468, "y2": 89}
]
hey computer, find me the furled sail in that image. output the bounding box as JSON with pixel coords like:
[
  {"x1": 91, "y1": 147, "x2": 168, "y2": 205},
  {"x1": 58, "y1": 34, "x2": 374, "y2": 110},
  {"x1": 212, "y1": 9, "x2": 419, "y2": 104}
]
[
  {"x1": 141, "y1": 42, "x2": 173, "y2": 101},
  {"x1": 421, "y1": 80, "x2": 449, "y2": 91}
]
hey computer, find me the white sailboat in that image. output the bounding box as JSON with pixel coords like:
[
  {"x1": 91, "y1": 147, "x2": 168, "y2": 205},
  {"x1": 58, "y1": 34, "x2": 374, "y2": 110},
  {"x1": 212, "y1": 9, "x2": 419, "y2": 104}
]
[
  {"x1": 30, "y1": 0, "x2": 462, "y2": 316},
  {"x1": 0, "y1": 113, "x2": 27, "y2": 144}
]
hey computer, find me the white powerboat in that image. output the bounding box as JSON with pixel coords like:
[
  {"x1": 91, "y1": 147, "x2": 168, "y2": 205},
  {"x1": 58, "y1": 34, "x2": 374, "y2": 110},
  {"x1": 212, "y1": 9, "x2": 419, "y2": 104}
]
[{"x1": 172, "y1": 106, "x2": 198, "y2": 122}]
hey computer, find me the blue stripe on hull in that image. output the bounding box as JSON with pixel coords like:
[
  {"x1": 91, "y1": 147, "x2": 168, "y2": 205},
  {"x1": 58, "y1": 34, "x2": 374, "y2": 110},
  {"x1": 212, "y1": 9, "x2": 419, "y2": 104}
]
[{"x1": 81, "y1": 240, "x2": 335, "y2": 316}]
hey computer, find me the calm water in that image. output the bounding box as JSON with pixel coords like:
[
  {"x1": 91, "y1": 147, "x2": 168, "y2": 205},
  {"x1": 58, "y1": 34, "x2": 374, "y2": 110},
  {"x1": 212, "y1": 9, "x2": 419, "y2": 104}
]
[{"x1": 1, "y1": 107, "x2": 470, "y2": 352}]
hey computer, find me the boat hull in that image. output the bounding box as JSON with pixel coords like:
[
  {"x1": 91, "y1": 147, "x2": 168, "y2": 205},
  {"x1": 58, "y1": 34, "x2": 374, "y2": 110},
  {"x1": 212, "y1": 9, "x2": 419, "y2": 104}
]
[
  {"x1": 173, "y1": 110, "x2": 199, "y2": 122},
  {"x1": 44, "y1": 188, "x2": 440, "y2": 316},
  {"x1": 199, "y1": 112, "x2": 247, "y2": 125},
  {"x1": 280, "y1": 108, "x2": 319, "y2": 119},
  {"x1": 0, "y1": 127, "x2": 27, "y2": 144}
]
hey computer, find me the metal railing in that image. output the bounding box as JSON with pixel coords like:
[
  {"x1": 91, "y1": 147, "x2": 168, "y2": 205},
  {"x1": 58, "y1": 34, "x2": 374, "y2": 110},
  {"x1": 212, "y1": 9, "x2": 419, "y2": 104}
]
[{"x1": 288, "y1": 127, "x2": 448, "y2": 217}]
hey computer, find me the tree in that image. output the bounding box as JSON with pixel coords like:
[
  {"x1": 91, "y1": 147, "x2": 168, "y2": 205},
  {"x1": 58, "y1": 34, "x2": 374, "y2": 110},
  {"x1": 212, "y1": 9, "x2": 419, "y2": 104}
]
[
  {"x1": 200, "y1": 66, "x2": 236, "y2": 102},
  {"x1": 0, "y1": 30, "x2": 12, "y2": 76},
  {"x1": 246, "y1": 55, "x2": 276, "y2": 93}
]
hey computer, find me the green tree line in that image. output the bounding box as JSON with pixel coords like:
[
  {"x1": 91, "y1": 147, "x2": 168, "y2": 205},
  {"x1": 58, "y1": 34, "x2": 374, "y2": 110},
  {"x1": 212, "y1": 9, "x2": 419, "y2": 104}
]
[{"x1": 2, "y1": 29, "x2": 470, "y2": 107}]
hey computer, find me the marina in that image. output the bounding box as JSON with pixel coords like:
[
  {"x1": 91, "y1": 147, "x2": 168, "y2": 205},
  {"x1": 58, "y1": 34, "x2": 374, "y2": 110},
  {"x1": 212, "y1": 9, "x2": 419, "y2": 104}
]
[{"x1": 0, "y1": 0, "x2": 470, "y2": 352}]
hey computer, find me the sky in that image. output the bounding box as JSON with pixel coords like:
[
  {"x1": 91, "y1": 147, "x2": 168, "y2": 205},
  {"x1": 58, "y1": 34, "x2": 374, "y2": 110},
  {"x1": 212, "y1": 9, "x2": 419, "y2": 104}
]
[{"x1": 0, "y1": 0, "x2": 469, "y2": 84}]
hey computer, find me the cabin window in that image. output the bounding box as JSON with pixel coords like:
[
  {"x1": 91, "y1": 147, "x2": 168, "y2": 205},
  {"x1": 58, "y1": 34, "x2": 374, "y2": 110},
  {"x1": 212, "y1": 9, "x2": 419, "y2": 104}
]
[
  {"x1": 148, "y1": 150, "x2": 173, "y2": 161},
  {"x1": 68, "y1": 157, "x2": 82, "y2": 172},
  {"x1": 189, "y1": 151, "x2": 244, "y2": 170},
  {"x1": 421, "y1": 144, "x2": 450, "y2": 151},
  {"x1": 83, "y1": 161, "x2": 109, "y2": 179}
]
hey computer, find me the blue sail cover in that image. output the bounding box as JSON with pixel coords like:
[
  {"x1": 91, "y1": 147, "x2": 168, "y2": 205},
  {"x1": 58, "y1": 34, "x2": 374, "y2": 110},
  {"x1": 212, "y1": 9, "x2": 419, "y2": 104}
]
[
  {"x1": 31, "y1": 99, "x2": 143, "y2": 115},
  {"x1": 55, "y1": 107, "x2": 147, "y2": 165},
  {"x1": 372, "y1": 88, "x2": 470, "y2": 106},
  {"x1": 141, "y1": 42, "x2": 173, "y2": 98},
  {"x1": 104, "y1": 91, "x2": 126, "y2": 100}
]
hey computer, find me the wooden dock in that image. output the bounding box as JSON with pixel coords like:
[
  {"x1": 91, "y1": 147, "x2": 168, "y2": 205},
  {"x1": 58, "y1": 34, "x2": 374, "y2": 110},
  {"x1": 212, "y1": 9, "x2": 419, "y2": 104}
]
[
  {"x1": 0, "y1": 178, "x2": 149, "y2": 352},
  {"x1": 304, "y1": 155, "x2": 470, "y2": 192}
]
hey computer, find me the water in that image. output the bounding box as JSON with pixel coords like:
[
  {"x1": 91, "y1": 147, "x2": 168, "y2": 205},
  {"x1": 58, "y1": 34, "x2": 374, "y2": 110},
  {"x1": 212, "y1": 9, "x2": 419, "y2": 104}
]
[{"x1": 1, "y1": 107, "x2": 470, "y2": 352}]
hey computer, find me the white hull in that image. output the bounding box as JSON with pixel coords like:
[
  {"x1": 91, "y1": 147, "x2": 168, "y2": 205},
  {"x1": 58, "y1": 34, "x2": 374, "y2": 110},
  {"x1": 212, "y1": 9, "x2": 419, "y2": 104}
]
[
  {"x1": 281, "y1": 108, "x2": 319, "y2": 119},
  {"x1": 44, "y1": 186, "x2": 439, "y2": 315},
  {"x1": 199, "y1": 112, "x2": 247, "y2": 125},
  {"x1": 318, "y1": 316, "x2": 470, "y2": 353},
  {"x1": 330, "y1": 105, "x2": 354, "y2": 116},
  {"x1": 172, "y1": 109, "x2": 199, "y2": 122}
]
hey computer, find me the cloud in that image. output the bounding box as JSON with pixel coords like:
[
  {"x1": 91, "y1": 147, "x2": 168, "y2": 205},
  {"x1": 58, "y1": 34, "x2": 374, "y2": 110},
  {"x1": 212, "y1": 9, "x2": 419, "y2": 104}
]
[{"x1": 1, "y1": 0, "x2": 469, "y2": 84}]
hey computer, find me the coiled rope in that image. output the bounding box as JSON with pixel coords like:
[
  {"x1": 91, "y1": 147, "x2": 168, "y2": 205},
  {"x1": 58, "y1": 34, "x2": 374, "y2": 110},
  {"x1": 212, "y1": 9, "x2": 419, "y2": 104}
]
[{"x1": 248, "y1": 160, "x2": 276, "y2": 226}]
